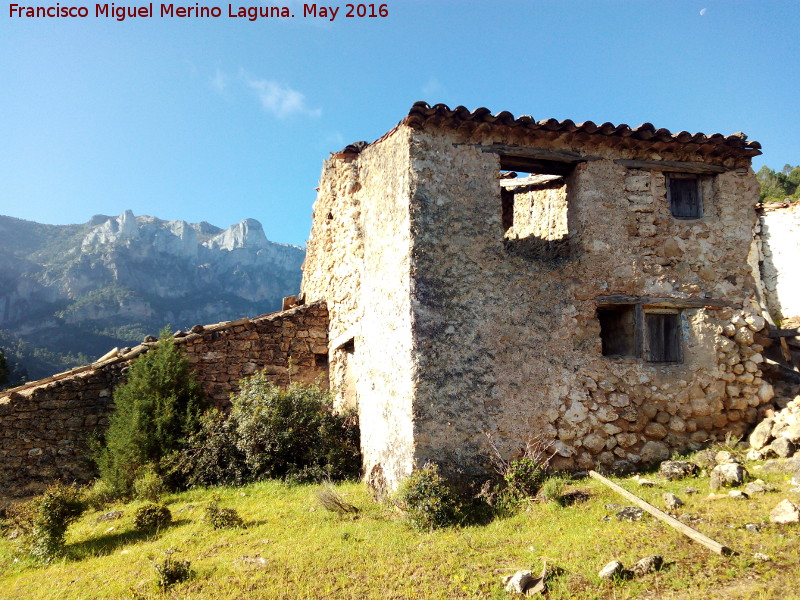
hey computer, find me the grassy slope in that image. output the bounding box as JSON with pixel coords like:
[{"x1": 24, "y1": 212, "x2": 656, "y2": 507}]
[{"x1": 2, "y1": 461, "x2": 800, "y2": 600}]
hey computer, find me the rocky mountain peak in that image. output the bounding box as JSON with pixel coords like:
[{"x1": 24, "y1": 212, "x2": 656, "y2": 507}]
[{"x1": 204, "y1": 218, "x2": 270, "y2": 251}]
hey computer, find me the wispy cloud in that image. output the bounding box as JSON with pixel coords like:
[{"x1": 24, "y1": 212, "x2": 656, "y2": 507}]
[
  {"x1": 243, "y1": 72, "x2": 321, "y2": 119},
  {"x1": 421, "y1": 77, "x2": 444, "y2": 99},
  {"x1": 210, "y1": 68, "x2": 228, "y2": 94},
  {"x1": 209, "y1": 68, "x2": 321, "y2": 119}
]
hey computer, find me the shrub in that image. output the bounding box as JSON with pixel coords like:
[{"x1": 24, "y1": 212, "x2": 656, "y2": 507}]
[
  {"x1": 397, "y1": 464, "x2": 460, "y2": 530},
  {"x1": 316, "y1": 482, "x2": 359, "y2": 516},
  {"x1": 133, "y1": 503, "x2": 172, "y2": 531},
  {"x1": 133, "y1": 466, "x2": 166, "y2": 502},
  {"x1": 152, "y1": 549, "x2": 193, "y2": 590},
  {"x1": 161, "y1": 409, "x2": 249, "y2": 490},
  {"x1": 203, "y1": 497, "x2": 245, "y2": 529},
  {"x1": 20, "y1": 483, "x2": 85, "y2": 561},
  {"x1": 539, "y1": 475, "x2": 569, "y2": 506},
  {"x1": 230, "y1": 374, "x2": 360, "y2": 483},
  {"x1": 504, "y1": 457, "x2": 547, "y2": 499},
  {"x1": 83, "y1": 478, "x2": 118, "y2": 511},
  {"x1": 96, "y1": 329, "x2": 205, "y2": 498}
]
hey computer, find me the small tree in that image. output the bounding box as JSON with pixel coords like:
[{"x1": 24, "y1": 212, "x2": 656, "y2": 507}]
[
  {"x1": 0, "y1": 348, "x2": 9, "y2": 388},
  {"x1": 96, "y1": 329, "x2": 204, "y2": 497}
]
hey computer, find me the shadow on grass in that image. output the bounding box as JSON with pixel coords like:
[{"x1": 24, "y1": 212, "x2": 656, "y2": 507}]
[{"x1": 67, "y1": 518, "x2": 191, "y2": 559}]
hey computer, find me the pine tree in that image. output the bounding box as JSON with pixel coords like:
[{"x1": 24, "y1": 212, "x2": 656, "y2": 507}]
[{"x1": 96, "y1": 329, "x2": 205, "y2": 497}]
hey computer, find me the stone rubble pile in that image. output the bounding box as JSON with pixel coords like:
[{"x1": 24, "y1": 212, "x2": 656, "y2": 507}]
[{"x1": 747, "y1": 385, "x2": 800, "y2": 461}]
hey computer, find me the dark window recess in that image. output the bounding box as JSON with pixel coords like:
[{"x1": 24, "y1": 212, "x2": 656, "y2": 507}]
[
  {"x1": 644, "y1": 312, "x2": 682, "y2": 363},
  {"x1": 499, "y1": 155, "x2": 573, "y2": 260},
  {"x1": 314, "y1": 353, "x2": 329, "y2": 367},
  {"x1": 598, "y1": 306, "x2": 637, "y2": 357},
  {"x1": 341, "y1": 338, "x2": 355, "y2": 354},
  {"x1": 667, "y1": 174, "x2": 702, "y2": 219}
]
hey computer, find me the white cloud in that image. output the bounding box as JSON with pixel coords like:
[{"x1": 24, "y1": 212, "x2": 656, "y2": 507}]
[
  {"x1": 243, "y1": 73, "x2": 321, "y2": 119},
  {"x1": 210, "y1": 68, "x2": 228, "y2": 94},
  {"x1": 422, "y1": 77, "x2": 444, "y2": 98}
]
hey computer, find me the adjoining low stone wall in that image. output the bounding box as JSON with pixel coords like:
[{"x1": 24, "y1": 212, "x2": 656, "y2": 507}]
[
  {"x1": 0, "y1": 301, "x2": 329, "y2": 499},
  {"x1": 759, "y1": 202, "x2": 800, "y2": 321}
]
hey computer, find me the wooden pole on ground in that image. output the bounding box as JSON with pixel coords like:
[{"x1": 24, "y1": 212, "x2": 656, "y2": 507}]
[{"x1": 588, "y1": 470, "x2": 732, "y2": 556}]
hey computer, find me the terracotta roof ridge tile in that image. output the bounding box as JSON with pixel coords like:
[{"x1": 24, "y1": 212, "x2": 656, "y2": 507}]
[{"x1": 338, "y1": 101, "x2": 761, "y2": 157}]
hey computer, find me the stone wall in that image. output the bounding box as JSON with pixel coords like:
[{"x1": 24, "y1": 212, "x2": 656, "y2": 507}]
[
  {"x1": 758, "y1": 202, "x2": 800, "y2": 320},
  {"x1": 0, "y1": 302, "x2": 328, "y2": 498},
  {"x1": 408, "y1": 126, "x2": 771, "y2": 478},
  {"x1": 303, "y1": 117, "x2": 774, "y2": 490},
  {"x1": 303, "y1": 130, "x2": 417, "y2": 492}
]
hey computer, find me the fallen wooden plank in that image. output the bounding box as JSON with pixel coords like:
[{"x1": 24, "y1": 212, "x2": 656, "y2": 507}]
[{"x1": 588, "y1": 470, "x2": 732, "y2": 556}]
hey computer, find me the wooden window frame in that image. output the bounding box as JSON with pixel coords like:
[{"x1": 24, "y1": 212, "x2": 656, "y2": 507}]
[
  {"x1": 666, "y1": 173, "x2": 703, "y2": 219},
  {"x1": 597, "y1": 303, "x2": 684, "y2": 364},
  {"x1": 643, "y1": 308, "x2": 683, "y2": 364}
]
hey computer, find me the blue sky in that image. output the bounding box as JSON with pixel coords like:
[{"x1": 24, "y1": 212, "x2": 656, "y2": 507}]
[{"x1": 1, "y1": 0, "x2": 798, "y2": 246}]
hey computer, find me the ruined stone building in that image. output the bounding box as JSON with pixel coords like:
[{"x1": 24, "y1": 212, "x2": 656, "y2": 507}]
[
  {"x1": 2, "y1": 102, "x2": 794, "y2": 499},
  {"x1": 301, "y1": 102, "x2": 776, "y2": 489}
]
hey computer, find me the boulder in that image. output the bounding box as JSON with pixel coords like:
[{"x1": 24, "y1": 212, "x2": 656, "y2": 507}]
[
  {"x1": 709, "y1": 463, "x2": 747, "y2": 490},
  {"x1": 504, "y1": 570, "x2": 533, "y2": 594},
  {"x1": 659, "y1": 460, "x2": 699, "y2": 481},
  {"x1": 769, "y1": 499, "x2": 800, "y2": 524},
  {"x1": 632, "y1": 555, "x2": 663, "y2": 576},
  {"x1": 598, "y1": 561, "x2": 625, "y2": 580},
  {"x1": 769, "y1": 437, "x2": 796, "y2": 459},
  {"x1": 663, "y1": 493, "x2": 683, "y2": 511},
  {"x1": 749, "y1": 418, "x2": 775, "y2": 450}
]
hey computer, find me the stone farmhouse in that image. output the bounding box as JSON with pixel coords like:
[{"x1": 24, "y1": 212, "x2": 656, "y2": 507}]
[
  {"x1": 301, "y1": 102, "x2": 775, "y2": 490},
  {"x1": 2, "y1": 101, "x2": 796, "y2": 498}
]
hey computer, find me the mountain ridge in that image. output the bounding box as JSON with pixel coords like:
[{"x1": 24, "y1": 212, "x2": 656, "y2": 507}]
[{"x1": 0, "y1": 211, "x2": 305, "y2": 383}]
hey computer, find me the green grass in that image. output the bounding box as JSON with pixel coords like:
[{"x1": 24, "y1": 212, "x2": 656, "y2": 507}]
[{"x1": 2, "y1": 465, "x2": 800, "y2": 600}]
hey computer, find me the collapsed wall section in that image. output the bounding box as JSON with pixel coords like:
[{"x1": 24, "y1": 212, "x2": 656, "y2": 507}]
[
  {"x1": 0, "y1": 302, "x2": 328, "y2": 498},
  {"x1": 302, "y1": 129, "x2": 416, "y2": 492}
]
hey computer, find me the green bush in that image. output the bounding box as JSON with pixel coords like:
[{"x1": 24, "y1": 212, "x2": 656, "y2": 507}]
[
  {"x1": 232, "y1": 374, "x2": 361, "y2": 482},
  {"x1": 203, "y1": 497, "x2": 245, "y2": 529},
  {"x1": 161, "y1": 409, "x2": 249, "y2": 489},
  {"x1": 19, "y1": 483, "x2": 85, "y2": 561},
  {"x1": 133, "y1": 466, "x2": 166, "y2": 502},
  {"x1": 95, "y1": 329, "x2": 205, "y2": 498},
  {"x1": 504, "y1": 457, "x2": 546, "y2": 500},
  {"x1": 539, "y1": 475, "x2": 569, "y2": 506},
  {"x1": 153, "y1": 549, "x2": 193, "y2": 590},
  {"x1": 397, "y1": 464, "x2": 460, "y2": 530},
  {"x1": 83, "y1": 478, "x2": 119, "y2": 511},
  {"x1": 133, "y1": 503, "x2": 172, "y2": 531}
]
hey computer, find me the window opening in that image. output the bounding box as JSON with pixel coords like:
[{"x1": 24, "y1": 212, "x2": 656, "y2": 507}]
[
  {"x1": 597, "y1": 305, "x2": 637, "y2": 357},
  {"x1": 597, "y1": 304, "x2": 683, "y2": 364},
  {"x1": 667, "y1": 174, "x2": 702, "y2": 219},
  {"x1": 499, "y1": 155, "x2": 574, "y2": 259}
]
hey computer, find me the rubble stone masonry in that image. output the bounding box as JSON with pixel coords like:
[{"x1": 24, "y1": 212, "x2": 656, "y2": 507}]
[
  {"x1": 0, "y1": 302, "x2": 328, "y2": 498},
  {"x1": 302, "y1": 107, "x2": 774, "y2": 489}
]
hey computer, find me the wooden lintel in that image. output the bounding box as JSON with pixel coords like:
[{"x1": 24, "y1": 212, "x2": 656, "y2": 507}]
[
  {"x1": 476, "y1": 144, "x2": 599, "y2": 164},
  {"x1": 499, "y1": 174, "x2": 563, "y2": 188},
  {"x1": 767, "y1": 327, "x2": 800, "y2": 339},
  {"x1": 595, "y1": 295, "x2": 729, "y2": 309},
  {"x1": 330, "y1": 326, "x2": 358, "y2": 351},
  {"x1": 589, "y1": 470, "x2": 732, "y2": 556},
  {"x1": 614, "y1": 159, "x2": 726, "y2": 174}
]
